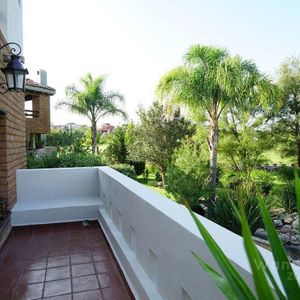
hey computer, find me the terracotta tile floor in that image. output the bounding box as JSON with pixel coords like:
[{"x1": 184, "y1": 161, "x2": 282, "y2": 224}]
[{"x1": 0, "y1": 221, "x2": 134, "y2": 300}]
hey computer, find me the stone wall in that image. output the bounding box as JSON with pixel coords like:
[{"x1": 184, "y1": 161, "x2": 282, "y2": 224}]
[{"x1": 0, "y1": 30, "x2": 26, "y2": 210}]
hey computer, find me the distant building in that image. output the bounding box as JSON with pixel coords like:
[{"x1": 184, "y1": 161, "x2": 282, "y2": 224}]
[
  {"x1": 51, "y1": 123, "x2": 87, "y2": 131},
  {"x1": 25, "y1": 70, "x2": 56, "y2": 149},
  {"x1": 99, "y1": 123, "x2": 115, "y2": 134}
]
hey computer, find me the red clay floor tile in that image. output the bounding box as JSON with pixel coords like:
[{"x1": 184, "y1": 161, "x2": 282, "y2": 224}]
[
  {"x1": 72, "y1": 275, "x2": 99, "y2": 293},
  {"x1": 0, "y1": 273, "x2": 19, "y2": 288},
  {"x1": 43, "y1": 278, "x2": 71, "y2": 298},
  {"x1": 24, "y1": 258, "x2": 47, "y2": 271},
  {"x1": 47, "y1": 256, "x2": 69, "y2": 268},
  {"x1": 46, "y1": 266, "x2": 70, "y2": 281},
  {"x1": 98, "y1": 272, "x2": 123, "y2": 289},
  {"x1": 101, "y1": 286, "x2": 132, "y2": 300},
  {"x1": 94, "y1": 260, "x2": 117, "y2": 274},
  {"x1": 14, "y1": 282, "x2": 44, "y2": 300},
  {"x1": 43, "y1": 294, "x2": 72, "y2": 300},
  {"x1": 91, "y1": 251, "x2": 111, "y2": 262},
  {"x1": 20, "y1": 269, "x2": 46, "y2": 284},
  {"x1": 70, "y1": 253, "x2": 92, "y2": 265},
  {"x1": 0, "y1": 287, "x2": 14, "y2": 300},
  {"x1": 71, "y1": 263, "x2": 95, "y2": 277},
  {"x1": 73, "y1": 289, "x2": 103, "y2": 300},
  {"x1": 0, "y1": 221, "x2": 134, "y2": 300}
]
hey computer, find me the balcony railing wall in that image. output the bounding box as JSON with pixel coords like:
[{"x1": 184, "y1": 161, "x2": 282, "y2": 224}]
[{"x1": 11, "y1": 167, "x2": 300, "y2": 300}]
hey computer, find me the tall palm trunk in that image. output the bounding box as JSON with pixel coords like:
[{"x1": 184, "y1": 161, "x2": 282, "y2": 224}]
[
  {"x1": 91, "y1": 119, "x2": 97, "y2": 154},
  {"x1": 207, "y1": 104, "x2": 219, "y2": 200}
]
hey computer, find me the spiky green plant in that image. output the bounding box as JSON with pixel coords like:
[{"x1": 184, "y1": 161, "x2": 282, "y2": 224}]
[{"x1": 188, "y1": 171, "x2": 300, "y2": 299}]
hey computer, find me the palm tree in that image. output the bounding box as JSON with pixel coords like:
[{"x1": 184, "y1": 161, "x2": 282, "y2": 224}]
[
  {"x1": 157, "y1": 45, "x2": 273, "y2": 199},
  {"x1": 58, "y1": 73, "x2": 127, "y2": 154}
]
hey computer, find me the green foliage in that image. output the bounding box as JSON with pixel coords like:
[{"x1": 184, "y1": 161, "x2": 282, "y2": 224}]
[
  {"x1": 110, "y1": 163, "x2": 136, "y2": 179},
  {"x1": 130, "y1": 161, "x2": 145, "y2": 176},
  {"x1": 104, "y1": 126, "x2": 128, "y2": 164},
  {"x1": 274, "y1": 166, "x2": 296, "y2": 182},
  {"x1": 167, "y1": 138, "x2": 209, "y2": 208},
  {"x1": 206, "y1": 189, "x2": 263, "y2": 235},
  {"x1": 220, "y1": 171, "x2": 246, "y2": 190},
  {"x1": 219, "y1": 106, "x2": 269, "y2": 177},
  {"x1": 103, "y1": 124, "x2": 146, "y2": 175},
  {"x1": 46, "y1": 129, "x2": 89, "y2": 154},
  {"x1": 250, "y1": 169, "x2": 274, "y2": 195},
  {"x1": 220, "y1": 169, "x2": 275, "y2": 195},
  {"x1": 270, "y1": 56, "x2": 300, "y2": 165},
  {"x1": 27, "y1": 152, "x2": 103, "y2": 169},
  {"x1": 57, "y1": 73, "x2": 127, "y2": 153},
  {"x1": 270, "y1": 182, "x2": 297, "y2": 214},
  {"x1": 157, "y1": 44, "x2": 275, "y2": 195},
  {"x1": 127, "y1": 102, "x2": 194, "y2": 184},
  {"x1": 188, "y1": 177, "x2": 300, "y2": 299}
]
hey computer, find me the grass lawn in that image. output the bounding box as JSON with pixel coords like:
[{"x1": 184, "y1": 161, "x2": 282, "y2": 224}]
[
  {"x1": 262, "y1": 148, "x2": 294, "y2": 165},
  {"x1": 135, "y1": 173, "x2": 176, "y2": 201}
]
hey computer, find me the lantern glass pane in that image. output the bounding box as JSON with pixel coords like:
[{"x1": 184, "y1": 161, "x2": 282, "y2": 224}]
[
  {"x1": 5, "y1": 71, "x2": 15, "y2": 89},
  {"x1": 15, "y1": 71, "x2": 24, "y2": 90}
]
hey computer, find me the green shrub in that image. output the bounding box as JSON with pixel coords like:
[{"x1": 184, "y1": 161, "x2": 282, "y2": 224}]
[
  {"x1": 46, "y1": 129, "x2": 89, "y2": 154},
  {"x1": 110, "y1": 164, "x2": 136, "y2": 179},
  {"x1": 219, "y1": 171, "x2": 245, "y2": 189},
  {"x1": 27, "y1": 152, "x2": 103, "y2": 169},
  {"x1": 221, "y1": 169, "x2": 275, "y2": 195},
  {"x1": 250, "y1": 169, "x2": 274, "y2": 195},
  {"x1": 206, "y1": 189, "x2": 263, "y2": 235},
  {"x1": 274, "y1": 166, "x2": 295, "y2": 182},
  {"x1": 130, "y1": 161, "x2": 145, "y2": 176},
  {"x1": 167, "y1": 139, "x2": 209, "y2": 207},
  {"x1": 188, "y1": 174, "x2": 300, "y2": 299},
  {"x1": 270, "y1": 182, "x2": 297, "y2": 214}
]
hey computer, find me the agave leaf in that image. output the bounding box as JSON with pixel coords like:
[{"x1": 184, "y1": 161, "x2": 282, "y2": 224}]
[
  {"x1": 192, "y1": 251, "x2": 238, "y2": 300},
  {"x1": 231, "y1": 193, "x2": 278, "y2": 300},
  {"x1": 258, "y1": 197, "x2": 300, "y2": 299},
  {"x1": 258, "y1": 252, "x2": 285, "y2": 300},
  {"x1": 187, "y1": 205, "x2": 256, "y2": 300},
  {"x1": 295, "y1": 170, "x2": 300, "y2": 232},
  {"x1": 240, "y1": 209, "x2": 276, "y2": 299}
]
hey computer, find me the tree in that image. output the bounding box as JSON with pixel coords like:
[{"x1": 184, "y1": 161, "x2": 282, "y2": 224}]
[
  {"x1": 127, "y1": 102, "x2": 193, "y2": 185},
  {"x1": 219, "y1": 105, "x2": 269, "y2": 180},
  {"x1": 271, "y1": 56, "x2": 300, "y2": 166},
  {"x1": 104, "y1": 126, "x2": 128, "y2": 164},
  {"x1": 167, "y1": 136, "x2": 209, "y2": 210},
  {"x1": 157, "y1": 45, "x2": 273, "y2": 198},
  {"x1": 46, "y1": 128, "x2": 88, "y2": 154},
  {"x1": 58, "y1": 73, "x2": 127, "y2": 154}
]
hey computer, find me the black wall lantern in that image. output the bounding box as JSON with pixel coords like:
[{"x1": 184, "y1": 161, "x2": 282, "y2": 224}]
[{"x1": 0, "y1": 42, "x2": 28, "y2": 94}]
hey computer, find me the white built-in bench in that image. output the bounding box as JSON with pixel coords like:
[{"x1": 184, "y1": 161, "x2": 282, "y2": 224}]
[{"x1": 11, "y1": 167, "x2": 103, "y2": 226}]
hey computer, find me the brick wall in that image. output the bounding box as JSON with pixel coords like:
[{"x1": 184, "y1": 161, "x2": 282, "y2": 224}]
[
  {"x1": 26, "y1": 93, "x2": 51, "y2": 140},
  {"x1": 0, "y1": 30, "x2": 26, "y2": 210}
]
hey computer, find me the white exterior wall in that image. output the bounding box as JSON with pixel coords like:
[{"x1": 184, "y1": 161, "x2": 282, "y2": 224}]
[
  {"x1": 98, "y1": 167, "x2": 300, "y2": 300},
  {"x1": 12, "y1": 167, "x2": 300, "y2": 300},
  {"x1": 0, "y1": 0, "x2": 23, "y2": 47}
]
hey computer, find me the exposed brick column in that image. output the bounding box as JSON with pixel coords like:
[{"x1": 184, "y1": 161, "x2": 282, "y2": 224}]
[{"x1": 0, "y1": 31, "x2": 26, "y2": 211}]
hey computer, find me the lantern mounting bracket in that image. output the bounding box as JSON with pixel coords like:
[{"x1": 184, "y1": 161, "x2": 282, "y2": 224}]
[
  {"x1": 0, "y1": 42, "x2": 28, "y2": 94},
  {"x1": 0, "y1": 82, "x2": 8, "y2": 94},
  {"x1": 0, "y1": 42, "x2": 22, "y2": 56}
]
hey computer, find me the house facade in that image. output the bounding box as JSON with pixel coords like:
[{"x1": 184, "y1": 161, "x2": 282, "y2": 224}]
[
  {"x1": 25, "y1": 73, "x2": 55, "y2": 149},
  {"x1": 0, "y1": 0, "x2": 55, "y2": 245},
  {"x1": 0, "y1": 30, "x2": 26, "y2": 245}
]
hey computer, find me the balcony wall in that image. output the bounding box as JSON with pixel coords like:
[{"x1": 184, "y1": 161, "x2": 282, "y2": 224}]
[{"x1": 12, "y1": 167, "x2": 300, "y2": 300}]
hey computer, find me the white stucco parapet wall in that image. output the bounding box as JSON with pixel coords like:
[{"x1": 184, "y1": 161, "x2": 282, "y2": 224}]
[
  {"x1": 12, "y1": 167, "x2": 300, "y2": 300},
  {"x1": 0, "y1": 0, "x2": 23, "y2": 47}
]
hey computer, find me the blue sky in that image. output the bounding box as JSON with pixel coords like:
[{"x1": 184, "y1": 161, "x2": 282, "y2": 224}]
[{"x1": 23, "y1": 0, "x2": 300, "y2": 125}]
